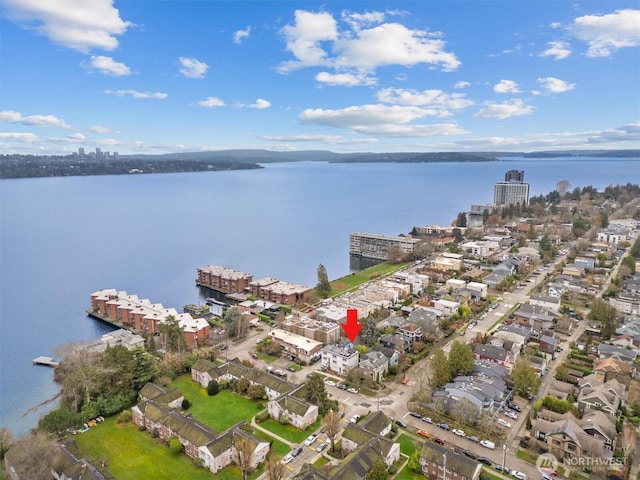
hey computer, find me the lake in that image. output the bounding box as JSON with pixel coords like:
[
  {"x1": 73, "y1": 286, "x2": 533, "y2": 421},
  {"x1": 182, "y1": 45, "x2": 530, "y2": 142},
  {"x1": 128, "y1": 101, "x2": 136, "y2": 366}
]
[{"x1": 1, "y1": 157, "x2": 638, "y2": 435}]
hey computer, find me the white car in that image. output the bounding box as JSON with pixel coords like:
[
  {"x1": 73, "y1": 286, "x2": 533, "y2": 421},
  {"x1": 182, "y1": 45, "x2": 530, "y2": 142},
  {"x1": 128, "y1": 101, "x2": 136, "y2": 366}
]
[
  {"x1": 325, "y1": 380, "x2": 336, "y2": 387},
  {"x1": 347, "y1": 387, "x2": 359, "y2": 394},
  {"x1": 304, "y1": 434, "x2": 317, "y2": 446},
  {"x1": 256, "y1": 338, "x2": 263, "y2": 344},
  {"x1": 452, "y1": 429, "x2": 465, "y2": 437},
  {"x1": 512, "y1": 471, "x2": 527, "y2": 480},
  {"x1": 498, "y1": 418, "x2": 512, "y2": 428},
  {"x1": 505, "y1": 410, "x2": 518, "y2": 420},
  {"x1": 282, "y1": 454, "x2": 293, "y2": 464}
]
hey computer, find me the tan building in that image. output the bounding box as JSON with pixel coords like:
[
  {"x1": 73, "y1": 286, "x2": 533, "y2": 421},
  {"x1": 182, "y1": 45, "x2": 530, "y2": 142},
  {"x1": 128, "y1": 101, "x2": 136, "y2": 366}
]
[
  {"x1": 249, "y1": 278, "x2": 312, "y2": 305},
  {"x1": 196, "y1": 265, "x2": 253, "y2": 293}
]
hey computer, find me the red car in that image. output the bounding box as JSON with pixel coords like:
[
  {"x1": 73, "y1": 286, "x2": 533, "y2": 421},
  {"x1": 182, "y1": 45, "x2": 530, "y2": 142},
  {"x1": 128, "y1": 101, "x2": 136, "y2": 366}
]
[{"x1": 432, "y1": 436, "x2": 445, "y2": 445}]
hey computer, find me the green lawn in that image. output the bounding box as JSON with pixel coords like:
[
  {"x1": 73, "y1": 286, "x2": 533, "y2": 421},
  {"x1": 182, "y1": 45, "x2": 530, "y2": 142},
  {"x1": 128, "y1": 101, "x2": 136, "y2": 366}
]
[
  {"x1": 314, "y1": 456, "x2": 329, "y2": 468},
  {"x1": 397, "y1": 433, "x2": 421, "y2": 456},
  {"x1": 74, "y1": 417, "x2": 213, "y2": 480},
  {"x1": 324, "y1": 262, "x2": 411, "y2": 297},
  {"x1": 395, "y1": 463, "x2": 424, "y2": 480},
  {"x1": 259, "y1": 418, "x2": 322, "y2": 444},
  {"x1": 253, "y1": 429, "x2": 290, "y2": 456},
  {"x1": 172, "y1": 376, "x2": 263, "y2": 431}
]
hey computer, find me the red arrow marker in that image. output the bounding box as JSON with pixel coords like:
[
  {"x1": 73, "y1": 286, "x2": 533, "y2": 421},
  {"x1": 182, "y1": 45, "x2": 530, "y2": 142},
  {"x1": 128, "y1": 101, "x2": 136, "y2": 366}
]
[{"x1": 341, "y1": 309, "x2": 363, "y2": 343}]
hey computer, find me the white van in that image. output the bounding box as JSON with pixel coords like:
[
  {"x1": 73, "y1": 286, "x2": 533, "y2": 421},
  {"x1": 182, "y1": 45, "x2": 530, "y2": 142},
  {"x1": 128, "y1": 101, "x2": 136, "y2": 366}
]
[{"x1": 480, "y1": 440, "x2": 496, "y2": 449}]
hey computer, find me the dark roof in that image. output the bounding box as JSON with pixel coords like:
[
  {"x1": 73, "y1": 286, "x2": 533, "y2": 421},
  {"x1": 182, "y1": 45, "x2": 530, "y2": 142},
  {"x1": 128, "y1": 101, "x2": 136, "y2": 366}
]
[{"x1": 420, "y1": 442, "x2": 481, "y2": 479}]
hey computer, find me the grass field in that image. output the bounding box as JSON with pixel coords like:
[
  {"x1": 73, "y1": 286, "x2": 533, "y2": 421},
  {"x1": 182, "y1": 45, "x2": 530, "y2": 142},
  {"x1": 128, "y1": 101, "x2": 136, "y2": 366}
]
[
  {"x1": 172, "y1": 375, "x2": 263, "y2": 431},
  {"x1": 397, "y1": 433, "x2": 421, "y2": 456},
  {"x1": 395, "y1": 465, "x2": 425, "y2": 480},
  {"x1": 324, "y1": 262, "x2": 411, "y2": 297},
  {"x1": 259, "y1": 418, "x2": 322, "y2": 444},
  {"x1": 74, "y1": 417, "x2": 214, "y2": 480}
]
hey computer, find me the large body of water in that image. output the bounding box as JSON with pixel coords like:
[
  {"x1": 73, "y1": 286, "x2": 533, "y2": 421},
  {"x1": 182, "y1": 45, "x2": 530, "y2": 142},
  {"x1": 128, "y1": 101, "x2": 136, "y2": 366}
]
[{"x1": 1, "y1": 157, "x2": 638, "y2": 436}]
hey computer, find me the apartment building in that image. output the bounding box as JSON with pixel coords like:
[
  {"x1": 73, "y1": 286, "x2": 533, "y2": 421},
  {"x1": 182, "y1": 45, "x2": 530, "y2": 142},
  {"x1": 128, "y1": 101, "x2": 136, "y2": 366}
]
[
  {"x1": 349, "y1": 232, "x2": 420, "y2": 260},
  {"x1": 196, "y1": 265, "x2": 253, "y2": 293}
]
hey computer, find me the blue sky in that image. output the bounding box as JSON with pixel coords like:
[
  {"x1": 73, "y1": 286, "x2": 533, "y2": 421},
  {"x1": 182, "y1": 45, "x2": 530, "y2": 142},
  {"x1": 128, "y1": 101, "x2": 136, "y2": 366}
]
[{"x1": 1, "y1": 0, "x2": 639, "y2": 155}]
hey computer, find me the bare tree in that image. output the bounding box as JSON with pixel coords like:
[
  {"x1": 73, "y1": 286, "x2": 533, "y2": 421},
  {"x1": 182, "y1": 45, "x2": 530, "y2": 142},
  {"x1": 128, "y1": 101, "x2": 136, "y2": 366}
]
[
  {"x1": 3, "y1": 432, "x2": 60, "y2": 479},
  {"x1": 265, "y1": 451, "x2": 286, "y2": 480},
  {"x1": 324, "y1": 410, "x2": 341, "y2": 453},
  {"x1": 234, "y1": 435, "x2": 255, "y2": 480},
  {"x1": 556, "y1": 180, "x2": 571, "y2": 197},
  {"x1": 0, "y1": 427, "x2": 13, "y2": 460}
]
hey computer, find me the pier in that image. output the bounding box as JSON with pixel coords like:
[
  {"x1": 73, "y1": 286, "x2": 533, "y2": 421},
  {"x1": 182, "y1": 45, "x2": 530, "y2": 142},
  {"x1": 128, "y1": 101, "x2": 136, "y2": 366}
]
[{"x1": 32, "y1": 356, "x2": 59, "y2": 367}]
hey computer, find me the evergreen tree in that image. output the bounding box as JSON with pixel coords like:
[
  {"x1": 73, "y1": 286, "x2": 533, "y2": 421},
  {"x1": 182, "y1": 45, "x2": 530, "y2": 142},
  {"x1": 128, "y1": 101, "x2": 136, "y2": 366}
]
[
  {"x1": 448, "y1": 340, "x2": 474, "y2": 376},
  {"x1": 316, "y1": 264, "x2": 331, "y2": 298},
  {"x1": 430, "y1": 348, "x2": 451, "y2": 388}
]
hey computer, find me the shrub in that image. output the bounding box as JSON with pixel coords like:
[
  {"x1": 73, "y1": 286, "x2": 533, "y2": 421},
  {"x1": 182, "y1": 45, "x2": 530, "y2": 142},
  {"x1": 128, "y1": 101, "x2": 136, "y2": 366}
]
[
  {"x1": 138, "y1": 425, "x2": 146, "y2": 432},
  {"x1": 255, "y1": 411, "x2": 270, "y2": 423},
  {"x1": 117, "y1": 410, "x2": 132, "y2": 424},
  {"x1": 168, "y1": 437, "x2": 183, "y2": 454},
  {"x1": 182, "y1": 398, "x2": 191, "y2": 410},
  {"x1": 207, "y1": 380, "x2": 220, "y2": 396},
  {"x1": 151, "y1": 429, "x2": 159, "y2": 438}
]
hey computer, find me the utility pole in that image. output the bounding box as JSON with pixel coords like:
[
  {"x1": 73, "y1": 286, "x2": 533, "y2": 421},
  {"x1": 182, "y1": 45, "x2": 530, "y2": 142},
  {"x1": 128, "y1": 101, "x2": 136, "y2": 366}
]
[
  {"x1": 443, "y1": 453, "x2": 447, "y2": 480},
  {"x1": 502, "y1": 443, "x2": 507, "y2": 473}
]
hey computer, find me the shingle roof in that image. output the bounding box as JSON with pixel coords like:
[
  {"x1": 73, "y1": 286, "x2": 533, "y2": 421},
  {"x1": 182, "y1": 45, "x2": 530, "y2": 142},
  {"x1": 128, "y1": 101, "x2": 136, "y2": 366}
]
[{"x1": 420, "y1": 442, "x2": 480, "y2": 479}]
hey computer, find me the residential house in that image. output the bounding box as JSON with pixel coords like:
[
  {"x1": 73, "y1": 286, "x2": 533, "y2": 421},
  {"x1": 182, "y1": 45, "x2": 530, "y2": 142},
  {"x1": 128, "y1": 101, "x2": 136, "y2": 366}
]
[
  {"x1": 466, "y1": 282, "x2": 488, "y2": 300},
  {"x1": 598, "y1": 343, "x2": 638, "y2": 362},
  {"x1": 359, "y1": 350, "x2": 388, "y2": 382},
  {"x1": 268, "y1": 328, "x2": 323, "y2": 363},
  {"x1": 432, "y1": 253, "x2": 464, "y2": 271},
  {"x1": 526, "y1": 355, "x2": 548, "y2": 376},
  {"x1": 577, "y1": 376, "x2": 626, "y2": 416},
  {"x1": 370, "y1": 345, "x2": 399, "y2": 368},
  {"x1": 341, "y1": 412, "x2": 399, "y2": 467},
  {"x1": 433, "y1": 299, "x2": 460, "y2": 317},
  {"x1": 593, "y1": 358, "x2": 633, "y2": 388},
  {"x1": 198, "y1": 425, "x2": 270, "y2": 475},
  {"x1": 53, "y1": 439, "x2": 115, "y2": 480},
  {"x1": 321, "y1": 343, "x2": 359, "y2": 375},
  {"x1": 267, "y1": 390, "x2": 318, "y2": 429},
  {"x1": 529, "y1": 294, "x2": 561, "y2": 313},
  {"x1": 191, "y1": 358, "x2": 224, "y2": 389},
  {"x1": 473, "y1": 343, "x2": 511, "y2": 368},
  {"x1": 396, "y1": 323, "x2": 423, "y2": 344},
  {"x1": 562, "y1": 264, "x2": 585, "y2": 277},
  {"x1": 446, "y1": 279, "x2": 467, "y2": 291},
  {"x1": 539, "y1": 335, "x2": 559, "y2": 355},
  {"x1": 420, "y1": 442, "x2": 482, "y2": 480},
  {"x1": 379, "y1": 333, "x2": 411, "y2": 353},
  {"x1": 138, "y1": 382, "x2": 184, "y2": 408}
]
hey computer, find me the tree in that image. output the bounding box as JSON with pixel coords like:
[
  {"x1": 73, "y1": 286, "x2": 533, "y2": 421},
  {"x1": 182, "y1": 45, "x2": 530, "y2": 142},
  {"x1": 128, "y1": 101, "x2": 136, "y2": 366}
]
[
  {"x1": 387, "y1": 245, "x2": 407, "y2": 263},
  {"x1": 207, "y1": 380, "x2": 220, "y2": 396},
  {"x1": 363, "y1": 315, "x2": 378, "y2": 346},
  {"x1": 159, "y1": 315, "x2": 187, "y2": 355},
  {"x1": 455, "y1": 212, "x2": 467, "y2": 227},
  {"x1": 430, "y1": 348, "x2": 451, "y2": 388},
  {"x1": 0, "y1": 428, "x2": 13, "y2": 460},
  {"x1": 3, "y1": 433, "x2": 60, "y2": 479},
  {"x1": 234, "y1": 436, "x2": 255, "y2": 480},
  {"x1": 367, "y1": 458, "x2": 389, "y2": 480},
  {"x1": 304, "y1": 373, "x2": 330, "y2": 413},
  {"x1": 407, "y1": 449, "x2": 421, "y2": 473},
  {"x1": 236, "y1": 377, "x2": 250, "y2": 394},
  {"x1": 323, "y1": 410, "x2": 341, "y2": 453},
  {"x1": 247, "y1": 384, "x2": 266, "y2": 400},
  {"x1": 448, "y1": 341, "x2": 474, "y2": 376},
  {"x1": 316, "y1": 264, "x2": 331, "y2": 298},
  {"x1": 557, "y1": 180, "x2": 571, "y2": 197},
  {"x1": 265, "y1": 451, "x2": 286, "y2": 480},
  {"x1": 168, "y1": 437, "x2": 183, "y2": 453},
  {"x1": 451, "y1": 398, "x2": 480, "y2": 426},
  {"x1": 512, "y1": 358, "x2": 541, "y2": 397}
]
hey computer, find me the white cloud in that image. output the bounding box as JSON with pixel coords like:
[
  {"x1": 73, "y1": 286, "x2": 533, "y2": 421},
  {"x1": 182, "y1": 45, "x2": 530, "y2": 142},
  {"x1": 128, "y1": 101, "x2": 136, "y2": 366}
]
[
  {"x1": 233, "y1": 26, "x2": 251, "y2": 44},
  {"x1": 299, "y1": 104, "x2": 467, "y2": 136},
  {"x1": 376, "y1": 87, "x2": 474, "y2": 117},
  {"x1": 86, "y1": 55, "x2": 131, "y2": 76},
  {"x1": 539, "y1": 41, "x2": 572, "y2": 60},
  {"x1": 454, "y1": 81, "x2": 470, "y2": 89},
  {"x1": 179, "y1": 57, "x2": 209, "y2": 79},
  {"x1": 104, "y1": 89, "x2": 168, "y2": 99},
  {"x1": 246, "y1": 99, "x2": 271, "y2": 109},
  {"x1": 278, "y1": 9, "x2": 460, "y2": 74},
  {"x1": 537, "y1": 77, "x2": 576, "y2": 93},
  {"x1": 0, "y1": 132, "x2": 39, "y2": 142},
  {"x1": 493, "y1": 79, "x2": 521, "y2": 94},
  {"x1": 279, "y1": 10, "x2": 339, "y2": 72},
  {"x1": 196, "y1": 97, "x2": 225, "y2": 108},
  {"x1": 474, "y1": 99, "x2": 534, "y2": 119},
  {"x1": 455, "y1": 122, "x2": 640, "y2": 150},
  {"x1": 262, "y1": 133, "x2": 377, "y2": 145},
  {"x1": 89, "y1": 125, "x2": 110, "y2": 133},
  {"x1": 341, "y1": 10, "x2": 386, "y2": 30},
  {"x1": 2, "y1": 0, "x2": 132, "y2": 52},
  {"x1": 0, "y1": 110, "x2": 72, "y2": 129},
  {"x1": 569, "y1": 9, "x2": 640, "y2": 57},
  {"x1": 315, "y1": 71, "x2": 377, "y2": 87}
]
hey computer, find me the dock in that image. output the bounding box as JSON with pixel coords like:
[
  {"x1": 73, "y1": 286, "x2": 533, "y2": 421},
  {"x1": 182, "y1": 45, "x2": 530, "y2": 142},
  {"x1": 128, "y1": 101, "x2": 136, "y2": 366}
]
[{"x1": 32, "y1": 356, "x2": 59, "y2": 367}]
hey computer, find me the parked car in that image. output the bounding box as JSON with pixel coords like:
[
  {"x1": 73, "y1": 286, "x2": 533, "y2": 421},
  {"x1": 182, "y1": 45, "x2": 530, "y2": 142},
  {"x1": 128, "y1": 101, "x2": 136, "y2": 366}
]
[
  {"x1": 337, "y1": 383, "x2": 347, "y2": 390},
  {"x1": 505, "y1": 410, "x2": 518, "y2": 420},
  {"x1": 436, "y1": 422, "x2": 450, "y2": 431},
  {"x1": 452, "y1": 428, "x2": 465, "y2": 437},
  {"x1": 417, "y1": 429, "x2": 430, "y2": 438},
  {"x1": 480, "y1": 440, "x2": 496, "y2": 449},
  {"x1": 477, "y1": 456, "x2": 492, "y2": 466},
  {"x1": 316, "y1": 442, "x2": 328, "y2": 452},
  {"x1": 347, "y1": 387, "x2": 359, "y2": 394},
  {"x1": 282, "y1": 454, "x2": 293, "y2": 464},
  {"x1": 462, "y1": 450, "x2": 477, "y2": 459},
  {"x1": 422, "y1": 416, "x2": 433, "y2": 423},
  {"x1": 496, "y1": 465, "x2": 510, "y2": 474},
  {"x1": 498, "y1": 419, "x2": 512, "y2": 428},
  {"x1": 395, "y1": 419, "x2": 408, "y2": 428},
  {"x1": 287, "y1": 366, "x2": 296, "y2": 372},
  {"x1": 325, "y1": 380, "x2": 336, "y2": 387},
  {"x1": 512, "y1": 471, "x2": 527, "y2": 480},
  {"x1": 507, "y1": 402, "x2": 522, "y2": 412},
  {"x1": 304, "y1": 434, "x2": 317, "y2": 446},
  {"x1": 466, "y1": 435, "x2": 479, "y2": 443},
  {"x1": 432, "y1": 436, "x2": 445, "y2": 445},
  {"x1": 409, "y1": 411, "x2": 422, "y2": 418},
  {"x1": 349, "y1": 415, "x2": 359, "y2": 423},
  {"x1": 291, "y1": 446, "x2": 303, "y2": 457}
]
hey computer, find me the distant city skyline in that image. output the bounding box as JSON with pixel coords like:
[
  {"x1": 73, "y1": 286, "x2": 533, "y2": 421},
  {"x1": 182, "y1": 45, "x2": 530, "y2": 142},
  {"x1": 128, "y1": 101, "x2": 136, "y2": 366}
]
[{"x1": 1, "y1": 1, "x2": 639, "y2": 155}]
